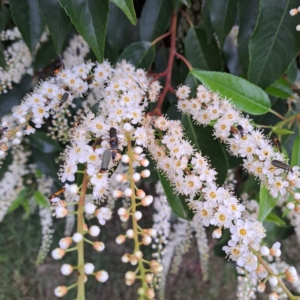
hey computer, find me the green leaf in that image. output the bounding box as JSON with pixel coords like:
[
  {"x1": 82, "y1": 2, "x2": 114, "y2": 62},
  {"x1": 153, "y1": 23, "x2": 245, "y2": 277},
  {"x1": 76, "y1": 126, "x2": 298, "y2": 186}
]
[
  {"x1": 184, "y1": 27, "x2": 222, "y2": 71},
  {"x1": 248, "y1": 0, "x2": 300, "y2": 89},
  {"x1": 182, "y1": 114, "x2": 228, "y2": 185},
  {"x1": 106, "y1": 2, "x2": 137, "y2": 54},
  {"x1": 0, "y1": 12, "x2": 4, "y2": 32},
  {"x1": 10, "y1": 0, "x2": 44, "y2": 55},
  {"x1": 140, "y1": 0, "x2": 171, "y2": 42},
  {"x1": 264, "y1": 212, "x2": 287, "y2": 227},
  {"x1": 29, "y1": 131, "x2": 63, "y2": 153},
  {"x1": 237, "y1": 0, "x2": 259, "y2": 76},
  {"x1": 291, "y1": 135, "x2": 300, "y2": 167},
  {"x1": 0, "y1": 41, "x2": 6, "y2": 69},
  {"x1": 33, "y1": 38, "x2": 57, "y2": 71},
  {"x1": 190, "y1": 70, "x2": 271, "y2": 115},
  {"x1": 158, "y1": 171, "x2": 194, "y2": 220},
  {"x1": 59, "y1": 0, "x2": 109, "y2": 62},
  {"x1": 265, "y1": 78, "x2": 293, "y2": 99},
  {"x1": 272, "y1": 128, "x2": 294, "y2": 135},
  {"x1": 37, "y1": 0, "x2": 71, "y2": 54},
  {"x1": 118, "y1": 42, "x2": 155, "y2": 70},
  {"x1": 258, "y1": 184, "x2": 278, "y2": 222},
  {"x1": 110, "y1": 0, "x2": 136, "y2": 25},
  {"x1": 7, "y1": 189, "x2": 28, "y2": 213},
  {"x1": 202, "y1": 1, "x2": 215, "y2": 43},
  {"x1": 35, "y1": 169, "x2": 43, "y2": 178},
  {"x1": 207, "y1": 0, "x2": 238, "y2": 48},
  {"x1": 34, "y1": 191, "x2": 49, "y2": 207}
]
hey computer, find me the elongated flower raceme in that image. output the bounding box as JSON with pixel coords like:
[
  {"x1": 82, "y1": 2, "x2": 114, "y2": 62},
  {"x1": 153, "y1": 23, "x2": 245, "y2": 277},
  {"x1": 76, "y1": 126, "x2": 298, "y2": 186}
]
[
  {"x1": 176, "y1": 85, "x2": 300, "y2": 208},
  {"x1": 143, "y1": 114, "x2": 298, "y2": 298}
]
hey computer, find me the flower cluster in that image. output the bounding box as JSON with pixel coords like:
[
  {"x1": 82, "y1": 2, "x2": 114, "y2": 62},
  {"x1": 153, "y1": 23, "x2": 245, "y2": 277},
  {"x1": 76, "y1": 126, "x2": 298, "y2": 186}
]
[
  {"x1": 142, "y1": 111, "x2": 300, "y2": 297},
  {"x1": 177, "y1": 85, "x2": 300, "y2": 205}
]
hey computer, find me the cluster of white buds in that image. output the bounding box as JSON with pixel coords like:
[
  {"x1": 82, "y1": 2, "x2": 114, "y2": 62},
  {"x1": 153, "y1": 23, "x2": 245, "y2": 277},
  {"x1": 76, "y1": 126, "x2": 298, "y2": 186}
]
[
  {"x1": 177, "y1": 85, "x2": 300, "y2": 208},
  {"x1": 290, "y1": 7, "x2": 300, "y2": 31}
]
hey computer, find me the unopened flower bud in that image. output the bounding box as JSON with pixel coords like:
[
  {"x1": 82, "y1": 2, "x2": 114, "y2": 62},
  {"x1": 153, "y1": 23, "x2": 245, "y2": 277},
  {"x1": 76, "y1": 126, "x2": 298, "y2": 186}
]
[
  {"x1": 150, "y1": 260, "x2": 163, "y2": 274},
  {"x1": 257, "y1": 282, "x2": 266, "y2": 292},
  {"x1": 136, "y1": 189, "x2": 145, "y2": 198},
  {"x1": 121, "y1": 254, "x2": 130, "y2": 263},
  {"x1": 93, "y1": 241, "x2": 105, "y2": 252},
  {"x1": 285, "y1": 266, "x2": 298, "y2": 283},
  {"x1": 113, "y1": 190, "x2": 123, "y2": 198},
  {"x1": 269, "y1": 292, "x2": 279, "y2": 300},
  {"x1": 52, "y1": 248, "x2": 65, "y2": 260},
  {"x1": 54, "y1": 286, "x2": 68, "y2": 297},
  {"x1": 287, "y1": 202, "x2": 295, "y2": 210},
  {"x1": 134, "y1": 146, "x2": 143, "y2": 154},
  {"x1": 132, "y1": 173, "x2": 141, "y2": 182},
  {"x1": 141, "y1": 195, "x2": 153, "y2": 206},
  {"x1": 134, "y1": 211, "x2": 142, "y2": 221},
  {"x1": 60, "y1": 264, "x2": 73, "y2": 275},
  {"x1": 118, "y1": 207, "x2": 127, "y2": 216},
  {"x1": 142, "y1": 235, "x2": 152, "y2": 245},
  {"x1": 84, "y1": 263, "x2": 95, "y2": 275},
  {"x1": 59, "y1": 237, "x2": 72, "y2": 249},
  {"x1": 145, "y1": 273, "x2": 153, "y2": 283},
  {"x1": 85, "y1": 202, "x2": 96, "y2": 214},
  {"x1": 69, "y1": 184, "x2": 79, "y2": 194},
  {"x1": 294, "y1": 192, "x2": 300, "y2": 200},
  {"x1": 146, "y1": 288, "x2": 155, "y2": 299},
  {"x1": 260, "y1": 245, "x2": 270, "y2": 256},
  {"x1": 125, "y1": 271, "x2": 136, "y2": 285},
  {"x1": 270, "y1": 242, "x2": 281, "y2": 257},
  {"x1": 212, "y1": 228, "x2": 222, "y2": 239},
  {"x1": 134, "y1": 251, "x2": 143, "y2": 259},
  {"x1": 268, "y1": 276, "x2": 278, "y2": 286},
  {"x1": 123, "y1": 123, "x2": 132, "y2": 132},
  {"x1": 290, "y1": 8, "x2": 298, "y2": 16},
  {"x1": 124, "y1": 188, "x2": 132, "y2": 197},
  {"x1": 140, "y1": 159, "x2": 149, "y2": 167},
  {"x1": 116, "y1": 235, "x2": 126, "y2": 244},
  {"x1": 122, "y1": 155, "x2": 130, "y2": 163},
  {"x1": 147, "y1": 228, "x2": 157, "y2": 237},
  {"x1": 72, "y1": 232, "x2": 83, "y2": 243},
  {"x1": 130, "y1": 256, "x2": 138, "y2": 265},
  {"x1": 294, "y1": 204, "x2": 300, "y2": 213},
  {"x1": 55, "y1": 206, "x2": 68, "y2": 218},
  {"x1": 89, "y1": 225, "x2": 101, "y2": 237},
  {"x1": 95, "y1": 270, "x2": 109, "y2": 282},
  {"x1": 141, "y1": 169, "x2": 150, "y2": 178},
  {"x1": 126, "y1": 229, "x2": 134, "y2": 238}
]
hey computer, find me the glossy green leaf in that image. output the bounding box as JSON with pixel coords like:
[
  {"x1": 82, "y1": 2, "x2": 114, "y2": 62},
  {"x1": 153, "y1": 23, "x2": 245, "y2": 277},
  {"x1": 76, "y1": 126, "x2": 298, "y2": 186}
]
[
  {"x1": 248, "y1": 0, "x2": 300, "y2": 89},
  {"x1": 110, "y1": 0, "x2": 136, "y2": 24},
  {"x1": 7, "y1": 189, "x2": 28, "y2": 213},
  {"x1": 182, "y1": 114, "x2": 228, "y2": 185},
  {"x1": 258, "y1": 184, "x2": 278, "y2": 222},
  {"x1": 158, "y1": 171, "x2": 194, "y2": 220},
  {"x1": 237, "y1": 0, "x2": 259, "y2": 76},
  {"x1": 291, "y1": 136, "x2": 300, "y2": 167},
  {"x1": 118, "y1": 42, "x2": 155, "y2": 70},
  {"x1": 265, "y1": 78, "x2": 293, "y2": 99},
  {"x1": 59, "y1": 0, "x2": 109, "y2": 62},
  {"x1": 184, "y1": 27, "x2": 222, "y2": 71},
  {"x1": 265, "y1": 212, "x2": 287, "y2": 227},
  {"x1": 34, "y1": 191, "x2": 49, "y2": 207},
  {"x1": 10, "y1": 0, "x2": 44, "y2": 55},
  {"x1": 202, "y1": 1, "x2": 214, "y2": 43},
  {"x1": 0, "y1": 41, "x2": 6, "y2": 69},
  {"x1": 37, "y1": 0, "x2": 71, "y2": 54},
  {"x1": 29, "y1": 131, "x2": 63, "y2": 153},
  {"x1": 140, "y1": 0, "x2": 171, "y2": 42},
  {"x1": 0, "y1": 12, "x2": 4, "y2": 31},
  {"x1": 207, "y1": 0, "x2": 238, "y2": 48},
  {"x1": 106, "y1": 2, "x2": 137, "y2": 54},
  {"x1": 190, "y1": 70, "x2": 271, "y2": 115},
  {"x1": 33, "y1": 38, "x2": 57, "y2": 71},
  {"x1": 35, "y1": 169, "x2": 43, "y2": 179},
  {"x1": 272, "y1": 128, "x2": 294, "y2": 135}
]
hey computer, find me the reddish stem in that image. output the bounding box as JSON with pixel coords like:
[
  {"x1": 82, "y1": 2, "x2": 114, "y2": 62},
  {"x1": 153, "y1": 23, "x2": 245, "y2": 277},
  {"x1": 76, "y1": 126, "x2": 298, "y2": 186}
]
[
  {"x1": 149, "y1": 13, "x2": 178, "y2": 116},
  {"x1": 180, "y1": 9, "x2": 193, "y2": 27},
  {"x1": 175, "y1": 52, "x2": 193, "y2": 71},
  {"x1": 152, "y1": 31, "x2": 171, "y2": 45}
]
